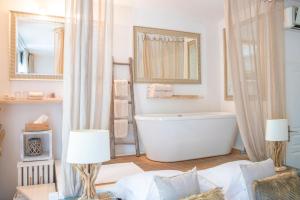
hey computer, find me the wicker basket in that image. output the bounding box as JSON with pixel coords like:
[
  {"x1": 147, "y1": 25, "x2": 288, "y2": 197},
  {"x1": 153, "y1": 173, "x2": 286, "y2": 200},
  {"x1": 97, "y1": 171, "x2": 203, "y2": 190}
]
[{"x1": 26, "y1": 138, "x2": 43, "y2": 156}]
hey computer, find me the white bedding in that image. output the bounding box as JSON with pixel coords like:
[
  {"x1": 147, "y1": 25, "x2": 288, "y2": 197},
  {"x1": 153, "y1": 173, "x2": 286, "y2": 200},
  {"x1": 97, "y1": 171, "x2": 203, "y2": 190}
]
[{"x1": 113, "y1": 160, "x2": 252, "y2": 200}]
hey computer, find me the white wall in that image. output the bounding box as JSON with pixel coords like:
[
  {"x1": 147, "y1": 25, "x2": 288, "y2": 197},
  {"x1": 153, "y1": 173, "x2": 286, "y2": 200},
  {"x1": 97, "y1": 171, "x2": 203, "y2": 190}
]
[
  {"x1": 113, "y1": 0, "x2": 224, "y2": 154},
  {"x1": 0, "y1": 1, "x2": 64, "y2": 199}
]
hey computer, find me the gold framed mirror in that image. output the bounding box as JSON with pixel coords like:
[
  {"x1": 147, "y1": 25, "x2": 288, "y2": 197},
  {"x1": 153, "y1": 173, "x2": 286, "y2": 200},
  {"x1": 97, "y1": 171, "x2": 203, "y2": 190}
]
[
  {"x1": 9, "y1": 11, "x2": 64, "y2": 80},
  {"x1": 133, "y1": 26, "x2": 201, "y2": 84}
]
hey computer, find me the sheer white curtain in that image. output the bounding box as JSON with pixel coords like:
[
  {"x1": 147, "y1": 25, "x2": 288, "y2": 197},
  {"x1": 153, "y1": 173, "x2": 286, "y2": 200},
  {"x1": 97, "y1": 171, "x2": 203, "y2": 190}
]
[
  {"x1": 225, "y1": 0, "x2": 286, "y2": 161},
  {"x1": 60, "y1": 0, "x2": 113, "y2": 197}
]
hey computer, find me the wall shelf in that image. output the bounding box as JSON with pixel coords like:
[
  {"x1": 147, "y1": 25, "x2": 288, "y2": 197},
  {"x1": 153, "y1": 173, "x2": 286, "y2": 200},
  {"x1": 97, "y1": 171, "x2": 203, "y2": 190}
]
[
  {"x1": 0, "y1": 98, "x2": 62, "y2": 104},
  {"x1": 148, "y1": 95, "x2": 202, "y2": 100}
]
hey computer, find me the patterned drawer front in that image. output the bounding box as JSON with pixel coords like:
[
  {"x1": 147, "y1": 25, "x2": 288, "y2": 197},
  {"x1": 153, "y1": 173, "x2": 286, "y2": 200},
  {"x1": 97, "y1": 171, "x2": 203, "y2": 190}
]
[{"x1": 17, "y1": 160, "x2": 54, "y2": 186}]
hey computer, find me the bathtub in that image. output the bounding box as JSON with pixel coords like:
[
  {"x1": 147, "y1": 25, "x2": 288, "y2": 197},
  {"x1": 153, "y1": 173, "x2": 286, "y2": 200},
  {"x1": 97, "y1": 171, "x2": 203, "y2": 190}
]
[{"x1": 135, "y1": 112, "x2": 238, "y2": 162}]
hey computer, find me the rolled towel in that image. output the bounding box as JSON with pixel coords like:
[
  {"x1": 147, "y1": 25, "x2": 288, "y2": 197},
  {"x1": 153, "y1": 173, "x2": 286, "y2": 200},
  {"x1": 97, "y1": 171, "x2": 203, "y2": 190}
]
[
  {"x1": 114, "y1": 80, "x2": 129, "y2": 98},
  {"x1": 114, "y1": 119, "x2": 128, "y2": 138},
  {"x1": 114, "y1": 100, "x2": 128, "y2": 118}
]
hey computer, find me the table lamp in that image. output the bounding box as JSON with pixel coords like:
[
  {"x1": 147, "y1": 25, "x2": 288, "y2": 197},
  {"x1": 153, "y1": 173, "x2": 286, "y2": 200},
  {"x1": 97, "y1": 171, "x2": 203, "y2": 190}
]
[
  {"x1": 67, "y1": 129, "x2": 110, "y2": 200},
  {"x1": 265, "y1": 119, "x2": 288, "y2": 172}
]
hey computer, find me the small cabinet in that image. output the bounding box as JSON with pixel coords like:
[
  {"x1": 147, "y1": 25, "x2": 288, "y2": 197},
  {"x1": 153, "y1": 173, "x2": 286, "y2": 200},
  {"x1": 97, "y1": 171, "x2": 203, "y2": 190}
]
[{"x1": 20, "y1": 130, "x2": 52, "y2": 162}]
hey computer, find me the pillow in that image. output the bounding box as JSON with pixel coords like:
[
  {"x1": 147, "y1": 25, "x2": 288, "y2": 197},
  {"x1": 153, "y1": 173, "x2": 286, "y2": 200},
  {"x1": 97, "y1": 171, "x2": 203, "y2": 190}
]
[
  {"x1": 146, "y1": 173, "x2": 217, "y2": 200},
  {"x1": 198, "y1": 160, "x2": 252, "y2": 199},
  {"x1": 180, "y1": 188, "x2": 225, "y2": 200},
  {"x1": 114, "y1": 170, "x2": 182, "y2": 200},
  {"x1": 240, "y1": 158, "x2": 276, "y2": 200},
  {"x1": 153, "y1": 168, "x2": 200, "y2": 200},
  {"x1": 253, "y1": 170, "x2": 300, "y2": 200}
]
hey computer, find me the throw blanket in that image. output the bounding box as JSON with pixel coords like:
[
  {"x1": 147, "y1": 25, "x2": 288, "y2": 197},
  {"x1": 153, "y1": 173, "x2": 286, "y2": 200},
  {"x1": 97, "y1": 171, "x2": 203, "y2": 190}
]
[
  {"x1": 181, "y1": 188, "x2": 225, "y2": 200},
  {"x1": 254, "y1": 170, "x2": 300, "y2": 200}
]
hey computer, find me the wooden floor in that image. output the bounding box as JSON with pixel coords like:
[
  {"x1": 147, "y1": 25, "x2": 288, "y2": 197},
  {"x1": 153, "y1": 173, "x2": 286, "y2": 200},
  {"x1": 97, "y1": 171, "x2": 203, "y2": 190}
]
[{"x1": 106, "y1": 149, "x2": 248, "y2": 172}]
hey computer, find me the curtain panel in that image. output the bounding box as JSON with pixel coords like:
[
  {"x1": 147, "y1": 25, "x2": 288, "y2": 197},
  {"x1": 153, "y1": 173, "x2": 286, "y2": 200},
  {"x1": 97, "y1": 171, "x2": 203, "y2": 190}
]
[
  {"x1": 225, "y1": 0, "x2": 286, "y2": 161},
  {"x1": 60, "y1": 0, "x2": 113, "y2": 197}
]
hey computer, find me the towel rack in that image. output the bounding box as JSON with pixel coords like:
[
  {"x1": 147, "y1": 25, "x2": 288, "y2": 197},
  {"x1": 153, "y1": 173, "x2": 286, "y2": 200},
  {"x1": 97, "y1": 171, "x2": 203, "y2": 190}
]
[{"x1": 110, "y1": 57, "x2": 140, "y2": 158}]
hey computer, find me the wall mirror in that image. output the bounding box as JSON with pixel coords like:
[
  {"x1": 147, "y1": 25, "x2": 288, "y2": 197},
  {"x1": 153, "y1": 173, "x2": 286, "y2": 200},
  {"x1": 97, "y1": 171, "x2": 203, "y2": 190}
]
[
  {"x1": 10, "y1": 11, "x2": 64, "y2": 80},
  {"x1": 133, "y1": 26, "x2": 201, "y2": 84},
  {"x1": 223, "y1": 29, "x2": 233, "y2": 101}
]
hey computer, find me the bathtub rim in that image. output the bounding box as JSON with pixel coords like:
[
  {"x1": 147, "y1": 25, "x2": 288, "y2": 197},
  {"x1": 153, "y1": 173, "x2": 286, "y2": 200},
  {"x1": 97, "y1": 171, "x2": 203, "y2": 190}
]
[{"x1": 135, "y1": 112, "x2": 236, "y2": 121}]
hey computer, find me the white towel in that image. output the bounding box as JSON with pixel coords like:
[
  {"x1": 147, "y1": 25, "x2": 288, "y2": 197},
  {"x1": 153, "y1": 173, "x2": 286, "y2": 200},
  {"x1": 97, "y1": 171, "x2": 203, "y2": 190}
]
[
  {"x1": 114, "y1": 100, "x2": 128, "y2": 118},
  {"x1": 114, "y1": 80, "x2": 129, "y2": 98},
  {"x1": 148, "y1": 90, "x2": 173, "y2": 98},
  {"x1": 148, "y1": 84, "x2": 173, "y2": 91},
  {"x1": 114, "y1": 120, "x2": 128, "y2": 138},
  {"x1": 147, "y1": 84, "x2": 173, "y2": 98}
]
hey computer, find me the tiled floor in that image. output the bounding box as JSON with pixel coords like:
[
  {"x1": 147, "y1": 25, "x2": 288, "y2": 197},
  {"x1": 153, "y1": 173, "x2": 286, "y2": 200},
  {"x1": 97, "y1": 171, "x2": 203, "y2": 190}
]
[{"x1": 106, "y1": 149, "x2": 248, "y2": 171}]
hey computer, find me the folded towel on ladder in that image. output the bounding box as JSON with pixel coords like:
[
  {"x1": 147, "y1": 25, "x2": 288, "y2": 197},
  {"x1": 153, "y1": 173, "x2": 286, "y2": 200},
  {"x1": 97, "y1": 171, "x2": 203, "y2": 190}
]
[
  {"x1": 114, "y1": 100, "x2": 128, "y2": 118},
  {"x1": 114, "y1": 119, "x2": 128, "y2": 138},
  {"x1": 114, "y1": 80, "x2": 129, "y2": 98}
]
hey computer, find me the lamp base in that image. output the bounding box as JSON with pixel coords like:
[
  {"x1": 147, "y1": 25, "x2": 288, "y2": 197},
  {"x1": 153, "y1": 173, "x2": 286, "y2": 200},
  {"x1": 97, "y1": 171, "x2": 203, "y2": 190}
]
[
  {"x1": 275, "y1": 166, "x2": 287, "y2": 172},
  {"x1": 73, "y1": 164, "x2": 101, "y2": 200}
]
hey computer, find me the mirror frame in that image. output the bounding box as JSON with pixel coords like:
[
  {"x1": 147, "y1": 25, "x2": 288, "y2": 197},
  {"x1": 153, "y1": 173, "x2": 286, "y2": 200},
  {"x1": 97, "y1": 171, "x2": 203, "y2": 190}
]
[
  {"x1": 9, "y1": 11, "x2": 64, "y2": 80},
  {"x1": 223, "y1": 29, "x2": 233, "y2": 101},
  {"x1": 133, "y1": 26, "x2": 201, "y2": 84}
]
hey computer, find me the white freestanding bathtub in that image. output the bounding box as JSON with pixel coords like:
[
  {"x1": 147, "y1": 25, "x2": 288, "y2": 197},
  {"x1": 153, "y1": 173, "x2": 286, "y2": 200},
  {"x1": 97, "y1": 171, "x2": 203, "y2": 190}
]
[{"x1": 135, "y1": 112, "x2": 238, "y2": 162}]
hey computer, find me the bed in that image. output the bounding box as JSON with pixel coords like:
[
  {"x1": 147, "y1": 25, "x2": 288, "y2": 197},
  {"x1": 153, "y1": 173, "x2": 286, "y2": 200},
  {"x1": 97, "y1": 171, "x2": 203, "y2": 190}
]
[
  {"x1": 112, "y1": 160, "x2": 252, "y2": 200},
  {"x1": 55, "y1": 160, "x2": 252, "y2": 199}
]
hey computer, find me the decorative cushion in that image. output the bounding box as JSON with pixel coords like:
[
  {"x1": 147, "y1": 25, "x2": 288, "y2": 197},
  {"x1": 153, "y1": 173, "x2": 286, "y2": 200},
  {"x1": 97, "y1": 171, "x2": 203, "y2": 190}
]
[
  {"x1": 115, "y1": 170, "x2": 183, "y2": 200},
  {"x1": 253, "y1": 170, "x2": 300, "y2": 200},
  {"x1": 240, "y1": 158, "x2": 276, "y2": 200},
  {"x1": 198, "y1": 160, "x2": 252, "y2": 199},
  {"x1": 180, "y1": 188, "x2": 225, "y2": 200},
  {"x1": 153, "y1": 167, "x2": 200, "y2": 200}
]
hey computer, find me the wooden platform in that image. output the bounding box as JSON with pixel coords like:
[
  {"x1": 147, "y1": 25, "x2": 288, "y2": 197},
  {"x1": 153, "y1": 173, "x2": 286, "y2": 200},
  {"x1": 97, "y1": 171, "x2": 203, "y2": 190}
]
[{"x1": 106, "y1": 149, "x2": 248, "y2": 172}]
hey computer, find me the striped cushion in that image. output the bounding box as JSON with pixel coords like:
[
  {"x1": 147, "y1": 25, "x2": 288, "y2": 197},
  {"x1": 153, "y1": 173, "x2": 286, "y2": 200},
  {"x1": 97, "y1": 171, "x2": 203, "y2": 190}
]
[
  {"x1": 181, "y1": 188, "x2": 225, "y2": 200},
  {"x1": 253, "y1": 170, "x2": 300, "y2": 200}
]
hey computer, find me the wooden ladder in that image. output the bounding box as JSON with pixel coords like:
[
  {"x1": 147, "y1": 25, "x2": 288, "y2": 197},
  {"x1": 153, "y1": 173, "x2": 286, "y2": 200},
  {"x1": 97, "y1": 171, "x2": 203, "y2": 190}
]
[{"x1": 110, "y1": 57, "x2": 140, "y2": 158}]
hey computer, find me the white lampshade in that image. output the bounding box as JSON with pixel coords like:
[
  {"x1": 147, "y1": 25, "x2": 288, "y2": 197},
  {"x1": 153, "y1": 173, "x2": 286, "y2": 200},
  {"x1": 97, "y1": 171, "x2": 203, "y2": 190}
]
[
  {"x1": 67, "y1": 129, "x2": 110, "y2": 164},
  {"x1": 265, "y1": 119, "x2": 288, "y2": 142}
]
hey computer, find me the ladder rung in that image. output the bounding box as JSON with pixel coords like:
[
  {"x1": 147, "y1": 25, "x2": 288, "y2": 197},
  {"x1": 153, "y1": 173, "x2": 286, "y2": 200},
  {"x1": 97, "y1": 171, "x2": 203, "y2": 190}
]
[
  {"x1": 113, "y1": 81, "x2": 130, "y2": 83},
  {"x1": 114, "y1": 98, "x2": 131, "y2": 103},
  {"x1": 113, "y1": 62, "x2": 130, "y2": 66},
  {"x1": 115, "y1": 141, "x2": 135, "y2": 145},
  {"x1": 114, "y1": 117, "x2": 128, "y2": 120},
  {"x1": 114, "y1": 119, "x2": 133, "y2": 124}
]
